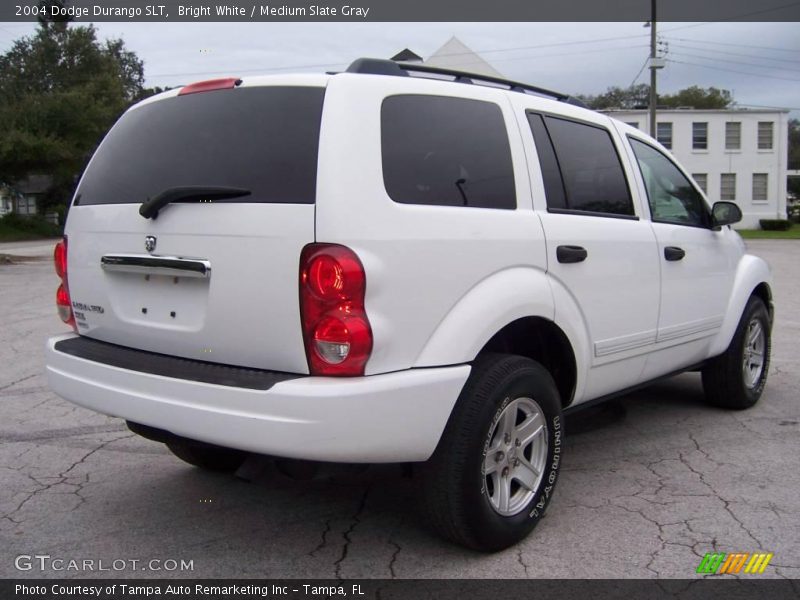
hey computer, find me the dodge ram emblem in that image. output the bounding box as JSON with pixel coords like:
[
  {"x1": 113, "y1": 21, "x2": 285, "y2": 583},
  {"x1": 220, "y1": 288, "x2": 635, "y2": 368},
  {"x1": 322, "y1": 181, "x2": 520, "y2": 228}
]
[{"x1": 145, "y1": 236, "x2": 157, "y2": 253}]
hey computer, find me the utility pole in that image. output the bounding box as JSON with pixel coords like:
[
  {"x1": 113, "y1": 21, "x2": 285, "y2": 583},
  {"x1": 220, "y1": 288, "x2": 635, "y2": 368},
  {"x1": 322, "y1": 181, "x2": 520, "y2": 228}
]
[{"x1": 649, "y1": 0, "x2": 658, "y2": 138}]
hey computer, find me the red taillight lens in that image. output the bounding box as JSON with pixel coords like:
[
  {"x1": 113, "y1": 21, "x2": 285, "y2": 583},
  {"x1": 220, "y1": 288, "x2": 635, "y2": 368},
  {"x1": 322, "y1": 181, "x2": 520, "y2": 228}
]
[
  {"x1": 53, "y1": 236, "x2": 76, "y2": 331},
  {"x1": 300, "y1": 244, "x2": 372, "y2": 376},
  {"x1": 54, "y1": 239, "x2": 67, "y2": 280}
]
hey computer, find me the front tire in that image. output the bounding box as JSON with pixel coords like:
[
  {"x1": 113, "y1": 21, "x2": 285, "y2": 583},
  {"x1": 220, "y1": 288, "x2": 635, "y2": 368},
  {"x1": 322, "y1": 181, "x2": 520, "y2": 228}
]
[
  {"x1": 166, "y1": 440, "x2": 247, "y2": 472},
  {"x1": 702, "y1": 296, "x2": 771, "y2": 410},
  {"x1": 419, "y1": 353, "x2": 563, "y2": 551}
]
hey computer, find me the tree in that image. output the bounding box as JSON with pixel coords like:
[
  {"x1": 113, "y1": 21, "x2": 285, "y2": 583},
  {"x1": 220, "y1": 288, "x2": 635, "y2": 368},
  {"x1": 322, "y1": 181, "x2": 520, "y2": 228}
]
[
  {"x1": 659, "y1": 86, "x2": 732, "y2": 109},
  {"x1": 581, "y1": 84, "x2": 733, "y2": 110},
  {"x1": 0, "y1": 18, "x2": 144, "y2": 210}
]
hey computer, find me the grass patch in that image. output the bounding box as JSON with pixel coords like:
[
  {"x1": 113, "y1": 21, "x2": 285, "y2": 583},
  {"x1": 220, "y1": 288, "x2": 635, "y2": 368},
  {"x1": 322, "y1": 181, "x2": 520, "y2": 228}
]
[
  {"x1": 737, "y1": 224, "x2": 800, "y2": 239},
  {"x1": 0, "y1": 214, "x2": 62, "y2": 241}
]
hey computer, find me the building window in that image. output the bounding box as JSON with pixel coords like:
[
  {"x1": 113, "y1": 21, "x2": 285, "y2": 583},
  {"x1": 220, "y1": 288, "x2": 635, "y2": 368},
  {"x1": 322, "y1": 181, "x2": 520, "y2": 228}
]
[
  {"x1": 656, "y1": 122, "x2": 672, "y2": 149},
  {"x1": 752, "y1": 173, "x2": 768, "y2": 202},
  {"x1": 692, "y1": 122, "x2": 708, "y2": 150},
  {"x1": 720, "y1": 174, "x2": 736, "y2": 201},
  {"x1": 725, "y1": 122, "x2": 741, "y2": 150},
  {"x1": 758, "y1": 122, "x2": 774, "y2": 150},
  {"x1": 692, "y1": 173, "x2": 708, "y2": 194},
  {"x1": 625, "y1": 122, "x2": 639, "y2": 130}
]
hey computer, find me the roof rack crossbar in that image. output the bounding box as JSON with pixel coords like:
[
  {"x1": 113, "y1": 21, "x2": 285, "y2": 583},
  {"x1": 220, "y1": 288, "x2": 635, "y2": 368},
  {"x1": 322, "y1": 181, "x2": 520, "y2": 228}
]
[{"x1": 345, "y1": 58, "x2": 587, "y2": 108}]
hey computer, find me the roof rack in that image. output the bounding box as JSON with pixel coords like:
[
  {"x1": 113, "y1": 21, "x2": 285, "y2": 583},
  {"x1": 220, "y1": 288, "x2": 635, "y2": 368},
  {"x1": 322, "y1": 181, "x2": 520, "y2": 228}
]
[{"x1": 345, "y1": 58, "x2": 588, "y2": 109}]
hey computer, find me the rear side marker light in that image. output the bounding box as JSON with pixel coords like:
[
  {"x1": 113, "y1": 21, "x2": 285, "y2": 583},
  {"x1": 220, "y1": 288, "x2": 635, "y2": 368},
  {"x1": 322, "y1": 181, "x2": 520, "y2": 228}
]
[
  {"x1": 299, "y1": 244, "x2": 373, "y2": 376},
  {"x1": 178, "y1": 77, "x2": 242, "y2": 96}
]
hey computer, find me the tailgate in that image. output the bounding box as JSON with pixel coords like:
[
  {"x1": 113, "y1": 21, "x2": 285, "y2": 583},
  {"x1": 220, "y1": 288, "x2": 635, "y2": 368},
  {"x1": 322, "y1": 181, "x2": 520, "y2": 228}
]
[{"x1": 64, "y1": 82, "x2": 326, "y2": 373}]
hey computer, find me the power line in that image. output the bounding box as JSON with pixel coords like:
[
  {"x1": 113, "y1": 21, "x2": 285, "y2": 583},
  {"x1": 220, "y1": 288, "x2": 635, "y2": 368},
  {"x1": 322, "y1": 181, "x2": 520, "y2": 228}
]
[
  {"x1": 667, "y1": 36, "x2": 800, "y2": 54},
  {"x1": 661, "y1": 1, "x2": 800, "y2": 32},
  {"x1": 667, "y1": 51, "x2": 800, "y2": 74},
  {"x1": 668, "y1": 42, "x2": 800, "y2": 65},
  {"x1": 665, "y1": 58, "x2": 800, "y2": 82},
  {"x1": 629, "y1": 57, "x2": 649, "y2": 88}
]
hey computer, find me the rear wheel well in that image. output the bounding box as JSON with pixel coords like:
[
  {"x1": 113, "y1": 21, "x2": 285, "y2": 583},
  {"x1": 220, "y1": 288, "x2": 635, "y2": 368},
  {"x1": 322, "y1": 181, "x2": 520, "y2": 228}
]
[
  {"x1": 751, "y1": 282, "x2": 773, "y2": 321},
  {"x1": 478, "y1": 317, "x2": 577, "y2": 407}
]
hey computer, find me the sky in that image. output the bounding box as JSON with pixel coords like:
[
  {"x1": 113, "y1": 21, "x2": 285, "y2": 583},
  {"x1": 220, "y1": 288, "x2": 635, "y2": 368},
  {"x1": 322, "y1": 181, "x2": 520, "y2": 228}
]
[{"x1": 0, "y1": 21, "x2": 798, "y2": 116}]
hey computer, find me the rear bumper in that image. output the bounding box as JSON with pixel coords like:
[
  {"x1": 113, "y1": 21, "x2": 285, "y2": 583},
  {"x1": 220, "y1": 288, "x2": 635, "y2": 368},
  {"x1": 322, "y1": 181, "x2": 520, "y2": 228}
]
[{"x1": 45, "y1": 334, "x2": 470, "y2": 463}]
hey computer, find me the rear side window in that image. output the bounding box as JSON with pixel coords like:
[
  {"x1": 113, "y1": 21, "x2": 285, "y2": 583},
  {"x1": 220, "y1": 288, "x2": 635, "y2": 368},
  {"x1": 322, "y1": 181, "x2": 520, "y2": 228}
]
[
  {"x1": 75, "y1": 86, "x2": 325, "y2": 205},
  {"x1": 528, "y1": 113, "x2": 634, "y2": 217},
  {"x1": 381, "y1": 95, "x2": 516, "y2": 209}
]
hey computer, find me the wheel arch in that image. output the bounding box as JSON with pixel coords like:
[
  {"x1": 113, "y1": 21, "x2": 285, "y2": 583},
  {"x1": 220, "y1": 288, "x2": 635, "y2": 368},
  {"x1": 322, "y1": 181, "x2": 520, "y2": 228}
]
[{"x1": 709, "y1": 254, "x2": 774, "y2": 358}]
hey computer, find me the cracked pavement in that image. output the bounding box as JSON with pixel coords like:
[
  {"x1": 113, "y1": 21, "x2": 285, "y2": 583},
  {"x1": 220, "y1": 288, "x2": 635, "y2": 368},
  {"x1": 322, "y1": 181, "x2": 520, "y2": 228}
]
[{"x1": 0, "y1": 239, "x2": 798, "y2": 579}]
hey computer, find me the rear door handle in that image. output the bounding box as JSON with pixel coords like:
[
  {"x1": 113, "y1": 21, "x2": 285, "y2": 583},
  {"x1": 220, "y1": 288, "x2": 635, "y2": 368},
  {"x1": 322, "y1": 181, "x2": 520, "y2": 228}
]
[
  {"x1": 556, "y1": 245, "x2": 588, "y2": 264},
  {"x1": 664, "y1": 246, "x2": 685, "y2": 261}
]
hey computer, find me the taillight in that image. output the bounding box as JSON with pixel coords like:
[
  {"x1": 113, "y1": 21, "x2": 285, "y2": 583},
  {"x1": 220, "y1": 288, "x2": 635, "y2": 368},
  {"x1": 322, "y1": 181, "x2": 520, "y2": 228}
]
[
  {"x1": 53, "y1": 237, "x2": 76, "y2": 330},
  {"x1": 299, "y1": 244, "x2": 372, "y2": 376}
]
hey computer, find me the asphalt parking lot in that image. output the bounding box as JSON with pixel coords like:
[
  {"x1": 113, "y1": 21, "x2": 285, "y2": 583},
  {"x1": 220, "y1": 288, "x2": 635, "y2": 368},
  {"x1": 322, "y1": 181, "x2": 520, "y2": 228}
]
[{"x1": 1, "y1": 238, "x2": 798, "y2": 579}]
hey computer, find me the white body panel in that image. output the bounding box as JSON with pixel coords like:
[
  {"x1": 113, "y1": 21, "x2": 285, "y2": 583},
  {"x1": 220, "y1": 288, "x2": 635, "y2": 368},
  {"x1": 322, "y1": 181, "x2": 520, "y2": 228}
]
[{"x1": 46, "y1": 71, "x2": 774, "y2": 463}]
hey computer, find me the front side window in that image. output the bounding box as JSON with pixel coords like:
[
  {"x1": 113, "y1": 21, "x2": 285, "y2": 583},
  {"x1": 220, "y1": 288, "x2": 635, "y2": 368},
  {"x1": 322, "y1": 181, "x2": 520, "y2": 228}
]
[
  {"x1": 656, "y1": 122, "x2": 673, "y2": 149},
  {"x1": 629, "y1": 138, "x2": 709, "y2": 227},
  {"x1": 758, "y1": 122, "x2": 774, "y2": 150},
  {"x1": 721, "y1": 173, "x2": 737, "y2": 201},
  {"x1": 692, "y1": 122, "x2": 708, "y2": 150},
  {"x1": 725, "y1": 122, "x2": 741, "y2": 150},
  {"x1": 381, "y1": 95, "x2": 516, "y2": 209},
  {"x1": 529, "y1": 114, "x2": 634, "y2": 216},
  {"x1": 752, "y1": 173, "x2": 768, "y2": 201}
]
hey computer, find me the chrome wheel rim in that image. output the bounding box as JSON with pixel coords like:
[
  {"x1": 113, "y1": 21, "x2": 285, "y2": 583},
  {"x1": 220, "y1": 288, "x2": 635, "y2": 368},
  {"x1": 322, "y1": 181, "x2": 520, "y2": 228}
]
[
  {"x1": 483, "y1": 397, "x2": 548, "y2": 517},
  {"x1": 742, "y1": 317, "x2": 766, "y2": 389}
]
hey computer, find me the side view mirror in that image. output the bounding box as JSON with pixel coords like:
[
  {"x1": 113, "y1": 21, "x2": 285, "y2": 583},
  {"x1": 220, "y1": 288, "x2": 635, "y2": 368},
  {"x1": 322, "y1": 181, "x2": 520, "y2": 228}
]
[{"x1": 712, "y1": 201, "x2": 742, "y2": 228}]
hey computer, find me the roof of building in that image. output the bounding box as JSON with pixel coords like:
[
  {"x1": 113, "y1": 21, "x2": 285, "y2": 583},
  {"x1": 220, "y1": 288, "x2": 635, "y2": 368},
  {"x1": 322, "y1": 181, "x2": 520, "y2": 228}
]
[
  {"x1": 603, "y1": 107, "x2": 790, "y2": 115},
  {"x1": 390, "y1": 48, "x2": 423, "y2": 62},
  {"x1": 425, "y1": 36, "x2": 504, "y2": 78}
]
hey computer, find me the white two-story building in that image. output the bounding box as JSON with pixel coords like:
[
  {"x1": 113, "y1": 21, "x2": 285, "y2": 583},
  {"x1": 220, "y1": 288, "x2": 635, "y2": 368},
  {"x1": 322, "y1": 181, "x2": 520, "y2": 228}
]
[{"x1": 604, "y1": 108, "x2": 789, "y2": 228}]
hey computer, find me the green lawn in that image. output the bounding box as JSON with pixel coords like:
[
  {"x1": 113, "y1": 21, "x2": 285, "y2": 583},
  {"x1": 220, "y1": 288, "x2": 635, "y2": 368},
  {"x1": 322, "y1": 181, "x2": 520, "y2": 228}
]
[
  {"x1": 0, "y1": 215, "x2": 62, "y2": 242},
  {"x1": 737, "y1": 225, "x2": 800, "y2": 240}
]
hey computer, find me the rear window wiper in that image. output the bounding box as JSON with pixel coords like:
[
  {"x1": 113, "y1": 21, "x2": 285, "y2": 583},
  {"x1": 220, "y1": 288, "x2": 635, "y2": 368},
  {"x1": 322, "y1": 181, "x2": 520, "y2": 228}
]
[{"x1": 139, "y1": 186, "x2": 252, "y2": 219}]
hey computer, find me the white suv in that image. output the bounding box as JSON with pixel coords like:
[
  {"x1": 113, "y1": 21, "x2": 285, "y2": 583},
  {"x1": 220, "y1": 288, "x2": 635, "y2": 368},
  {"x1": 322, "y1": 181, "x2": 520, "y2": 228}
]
[{"x1": 46, "y1": 58, "x2": 773, "y2": 551}]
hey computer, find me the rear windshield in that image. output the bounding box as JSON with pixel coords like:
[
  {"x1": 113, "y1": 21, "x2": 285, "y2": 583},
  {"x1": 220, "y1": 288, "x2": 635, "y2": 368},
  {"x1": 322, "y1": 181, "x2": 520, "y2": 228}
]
[{"x1": 75, "y1": 86, "x2": 325, "y2": 206}]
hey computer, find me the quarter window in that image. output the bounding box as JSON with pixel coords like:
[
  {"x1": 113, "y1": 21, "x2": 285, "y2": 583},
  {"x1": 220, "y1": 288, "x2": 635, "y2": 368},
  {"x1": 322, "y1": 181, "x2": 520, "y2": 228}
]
[
  {"x1": 752, "y1": 173, "x2": 768, "y2": 202},
  {"x1": 529, "y1": 114, "x2": 634, "y2": 216},
  {"x1": 381, "y1": 95, "x2": 516, "y2": 209},
  {"x1": 758, "y1": 122, "x2": 774, "y2": 150},
  {"x1": 721, "y1": 174, "x2": 737, "y2": 201},
  {"x1": 629, "y1": 138, "x2": 709, "y2": 227},
  {"x1": 725, "y1": 122, "x2": 741, "y2": 150},
  {"x1": 692, "y1": 122, "x2": 708, "y2": 150},
  {"x1": 656, "y1": 122, "x2": 672, "y2": 149}
]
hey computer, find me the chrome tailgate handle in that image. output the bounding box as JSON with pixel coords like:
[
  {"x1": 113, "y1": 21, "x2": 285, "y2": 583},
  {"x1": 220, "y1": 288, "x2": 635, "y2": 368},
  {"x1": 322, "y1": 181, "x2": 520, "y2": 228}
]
[{"x1": 101, "y1": 254, "x2": 211, "y2": 278}]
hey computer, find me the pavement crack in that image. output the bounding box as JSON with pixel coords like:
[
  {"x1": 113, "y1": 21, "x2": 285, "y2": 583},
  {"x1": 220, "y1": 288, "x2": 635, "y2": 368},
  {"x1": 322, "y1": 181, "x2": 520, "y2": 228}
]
[
  {"x1": 333, "y1": 485, "x2": 371, "y2": 580},
  {"x1": 0, "y1": 374, "x2": 36, "y2": 393},
  {"x1": 387, "y1": 539, "x2": 402, "y2": 579},
  {"x1": 309, "y1": 519, "x2": 333, "y2": 557},
  {"x1": 517, "y1": 547, "x2": 530, "y2": 577}
]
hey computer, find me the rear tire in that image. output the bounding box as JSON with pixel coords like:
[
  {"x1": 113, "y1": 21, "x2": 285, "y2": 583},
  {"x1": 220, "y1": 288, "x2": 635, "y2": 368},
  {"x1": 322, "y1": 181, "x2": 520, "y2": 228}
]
[
  {"x1": 419, "y1": 353, "x2": 563, "y2": 551},
  {"x1": 702, "y1": 296, "x2": 771, "y2": 410},
  {"x1": 166, "y1": 440, "x2": 247, "y2": 472}
]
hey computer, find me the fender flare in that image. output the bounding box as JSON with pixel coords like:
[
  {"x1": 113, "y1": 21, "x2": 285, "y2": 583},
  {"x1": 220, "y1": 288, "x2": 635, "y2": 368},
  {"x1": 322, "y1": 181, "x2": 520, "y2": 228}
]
[
  {"x1": 414, "y1": 267, "x2": 591, "y2": 402},
  {"x1": 708, "y1": 254, "x2": 773, "y2": 357}
]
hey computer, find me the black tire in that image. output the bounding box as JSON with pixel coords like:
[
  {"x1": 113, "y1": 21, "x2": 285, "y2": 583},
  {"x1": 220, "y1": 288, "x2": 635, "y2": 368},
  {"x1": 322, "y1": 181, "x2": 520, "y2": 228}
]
[
  {"x1": 419, "y1": 353, "x2": 563, "y2": 551},
  {"x1": 166, "y1": 440, "x2": 247, "y2": 472},
  {"x1": 702, "y1": 296, "x2": 771, "y2": 410}
]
